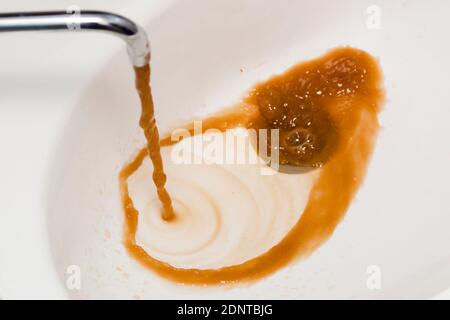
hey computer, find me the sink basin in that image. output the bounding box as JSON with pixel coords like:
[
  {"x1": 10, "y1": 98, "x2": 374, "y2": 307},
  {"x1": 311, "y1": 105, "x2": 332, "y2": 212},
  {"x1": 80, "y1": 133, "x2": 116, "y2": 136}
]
[{"x1": 1, "y1": 0, "x2": 450, "y2": 299}]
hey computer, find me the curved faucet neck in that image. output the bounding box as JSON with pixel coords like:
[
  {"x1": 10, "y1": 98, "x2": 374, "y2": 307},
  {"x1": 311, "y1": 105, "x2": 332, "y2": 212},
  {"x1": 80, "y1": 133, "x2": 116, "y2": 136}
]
[{"x1": 0, "y1": 10, "x2": 150, "y2": 67}]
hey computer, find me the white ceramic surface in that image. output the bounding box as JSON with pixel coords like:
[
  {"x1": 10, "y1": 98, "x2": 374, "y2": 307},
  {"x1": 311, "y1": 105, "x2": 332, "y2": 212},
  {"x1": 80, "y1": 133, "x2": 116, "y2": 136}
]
[{"x1": 1, "y1": 0, "x2": 450, "y2": 299}]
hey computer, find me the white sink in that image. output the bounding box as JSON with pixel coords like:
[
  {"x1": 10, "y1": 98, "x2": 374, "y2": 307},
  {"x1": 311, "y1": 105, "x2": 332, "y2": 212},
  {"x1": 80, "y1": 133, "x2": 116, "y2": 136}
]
[{"x1": 1, "y1": 0, "x2": 450, "y2": 299}]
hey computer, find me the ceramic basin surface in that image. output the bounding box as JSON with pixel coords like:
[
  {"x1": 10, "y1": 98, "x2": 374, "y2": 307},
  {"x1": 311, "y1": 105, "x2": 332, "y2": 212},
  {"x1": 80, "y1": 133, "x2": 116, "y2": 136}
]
[{"x1": 1, "y1": 0, "x2": 450, "y2": 299}]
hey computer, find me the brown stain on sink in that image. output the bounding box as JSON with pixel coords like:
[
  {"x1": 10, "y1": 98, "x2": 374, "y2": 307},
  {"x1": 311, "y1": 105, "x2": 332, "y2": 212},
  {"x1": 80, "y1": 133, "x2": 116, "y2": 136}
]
[{"x1": 119, "y1": 47, "x2": 384, "y2": 284}]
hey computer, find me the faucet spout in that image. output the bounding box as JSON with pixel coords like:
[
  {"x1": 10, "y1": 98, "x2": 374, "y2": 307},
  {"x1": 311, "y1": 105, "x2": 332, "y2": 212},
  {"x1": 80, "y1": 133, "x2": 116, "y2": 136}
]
[{"x1": 0, "y1": 10, "x2": 150, "y2": 66}]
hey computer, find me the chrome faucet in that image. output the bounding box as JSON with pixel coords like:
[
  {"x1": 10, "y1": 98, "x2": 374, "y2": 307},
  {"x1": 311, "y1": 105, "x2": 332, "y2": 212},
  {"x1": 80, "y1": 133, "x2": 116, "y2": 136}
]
[{"x1": 0, "y1": 10, "x2": 150, "y2": 67}]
